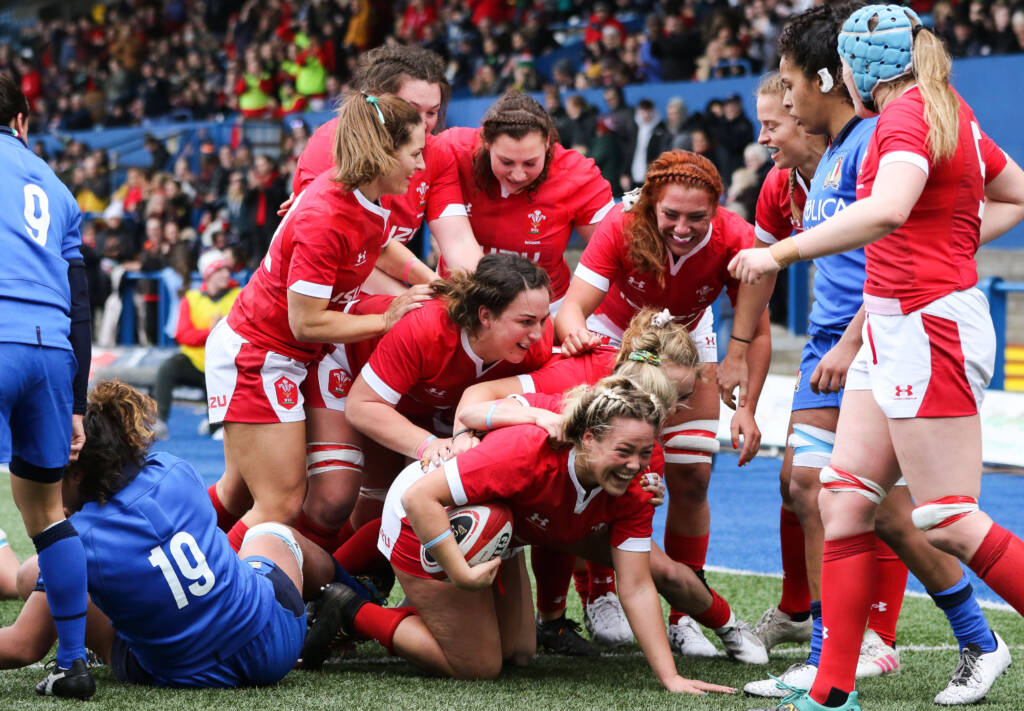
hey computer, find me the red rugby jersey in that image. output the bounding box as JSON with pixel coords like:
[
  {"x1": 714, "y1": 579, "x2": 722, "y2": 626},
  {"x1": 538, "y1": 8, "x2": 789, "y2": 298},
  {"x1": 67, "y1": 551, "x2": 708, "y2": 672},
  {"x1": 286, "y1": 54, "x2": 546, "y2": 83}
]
[
  {"x1": 754, "y1": 164, "x2": 808, "y2": 244},
  {"x1": 434, "y1": 126, "x2": 615, "y2": 298}
]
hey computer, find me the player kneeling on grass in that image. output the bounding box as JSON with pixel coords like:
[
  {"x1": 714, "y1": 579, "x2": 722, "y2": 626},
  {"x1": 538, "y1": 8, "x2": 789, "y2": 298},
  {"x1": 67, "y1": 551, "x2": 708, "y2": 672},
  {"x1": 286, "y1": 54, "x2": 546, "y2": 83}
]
[
  {"x1": 304, "y1": 375, "x2": 737, "y2": 695},
  {"x1": 0, "y1": 380, "x2": 344, "y2": 688}
]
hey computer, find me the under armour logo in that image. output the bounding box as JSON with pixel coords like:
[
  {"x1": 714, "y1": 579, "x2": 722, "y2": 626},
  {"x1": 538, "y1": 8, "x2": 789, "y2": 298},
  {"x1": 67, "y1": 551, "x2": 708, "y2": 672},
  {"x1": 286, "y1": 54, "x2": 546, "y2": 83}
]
[
  {"x1": 527, "y1": 512, "x2": 549, "y2": 528},
  {"x1": 870, "y1": 601, "x2": 888, "y2": 612},
  {"x1": 822, "y1": 626, "x2": 829, "y2": 640},
  {"x1": 894, "y1": 385, "x2": 913, "y2": 398}
]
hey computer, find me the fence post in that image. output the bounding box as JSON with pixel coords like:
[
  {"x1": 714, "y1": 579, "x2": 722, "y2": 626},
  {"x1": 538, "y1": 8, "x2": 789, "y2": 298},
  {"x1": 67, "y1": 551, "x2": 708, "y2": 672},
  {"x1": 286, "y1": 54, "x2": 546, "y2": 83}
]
[
  {"x1": 981, "y1": 276, "x2": 1006, "y2": 390},
  {"x1": 787, "y1": 261, "x2": 810, "y2": 336}
]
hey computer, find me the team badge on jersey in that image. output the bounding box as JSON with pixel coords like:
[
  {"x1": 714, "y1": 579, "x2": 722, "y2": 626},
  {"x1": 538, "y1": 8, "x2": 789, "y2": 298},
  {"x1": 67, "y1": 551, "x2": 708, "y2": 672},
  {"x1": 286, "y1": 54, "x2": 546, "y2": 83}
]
[
  {"x1": 527, "y1": 209, "x2": 547, "y2": 234},
  {"x1": 328, "y1": 369, "x2": 352, "y2": 398},
  {"x1": 416, "y1": 181, "x2": 429, "y2": 208},
  {"x1": 275, "y1": 377, "x2": 298, "y2": 408},
  {"x1": 824, "y1": 155, "x2": 844, "y2": 189},
  {"x1": 696, "y1": 284, "x2": 715, "y2": 303}
]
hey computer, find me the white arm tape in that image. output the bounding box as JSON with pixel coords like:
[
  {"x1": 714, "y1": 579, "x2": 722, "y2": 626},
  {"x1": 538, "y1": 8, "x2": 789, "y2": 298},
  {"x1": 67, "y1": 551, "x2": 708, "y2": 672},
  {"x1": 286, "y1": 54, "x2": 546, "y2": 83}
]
[
  {"x1": 911, "y1": 498, "x2": 979, "y2": 531},
  {"x1": 819, "y1": 466, "x2": 886, "y2": 505}
]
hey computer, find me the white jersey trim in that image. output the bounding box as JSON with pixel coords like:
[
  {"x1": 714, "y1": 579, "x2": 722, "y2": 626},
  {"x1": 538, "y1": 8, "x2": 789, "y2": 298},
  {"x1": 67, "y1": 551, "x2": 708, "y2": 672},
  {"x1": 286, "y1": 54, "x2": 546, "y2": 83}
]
[
  {"x1": 667, "y1": 223, "x2": 714, "y2": 276},
  {"x1": 517, "y1": 374, "x2": 536, "y2": 393},
  {"x1": 567, "y1": 447, "x2": 602, "y2": 513},
  {"x1": 353, "y1": 188, "x2": 391, "y2": 222},
  {"x1": 574, "y1": 263, "x2": 610, "y2": 292},
  {"x1": 754, "y1": 223, "x2": 779, "y2": 245},
  {"x1": 878, "y1": 151, "x2": 930, "y2": 177},
  {"x1": 444, "y1": 459, "x2": 468, "y2": 506},
  {"x1": 589, "y1": 199, "x2": 617, "y2": 225},
  {"x1": 288, "y1": 280, "x2": 333, "y2": 299},
  {"x1": 360, "y1": 363, "x2": 402, "y2": 404},
  {"x1": 616, "y1": 536, "x2": 652, "y2": 553},
  {"x1": 437, "y1": 204, "x2": 468, "y2": 219}
]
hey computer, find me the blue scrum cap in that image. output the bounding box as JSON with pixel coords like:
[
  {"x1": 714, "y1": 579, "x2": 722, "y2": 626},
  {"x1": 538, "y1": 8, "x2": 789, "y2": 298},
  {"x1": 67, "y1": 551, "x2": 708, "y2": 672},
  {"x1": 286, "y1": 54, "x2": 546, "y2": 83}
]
[{"x1": 837, "y1": 4, "x2": 921, "y2": 106}]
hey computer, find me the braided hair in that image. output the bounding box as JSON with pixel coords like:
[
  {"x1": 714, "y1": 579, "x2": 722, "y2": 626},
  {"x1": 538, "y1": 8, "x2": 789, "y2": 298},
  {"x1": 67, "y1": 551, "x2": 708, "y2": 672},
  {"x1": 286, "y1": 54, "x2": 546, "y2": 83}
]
[
  {"x1": 430, "y1": 253, "x2": 550, "y2": 332},
  {"x1": 777, "y1": 1, "x2": 869, "y2": 106},
  {"x1": 626, "y1": 150, "x2": 723, "y2": 284},
  {"x1": 472, "y1": 90, "x2": 559, "y2": 199},
  {"x1": 562, "y1": 375, "x2": 667, "y2": 448}
]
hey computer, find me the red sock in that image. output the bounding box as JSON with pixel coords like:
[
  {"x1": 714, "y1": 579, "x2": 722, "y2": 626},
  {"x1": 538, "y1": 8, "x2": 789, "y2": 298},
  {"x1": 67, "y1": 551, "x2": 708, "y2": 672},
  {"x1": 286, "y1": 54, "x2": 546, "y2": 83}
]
[
  {"x1": 810, "y1": 531, "x2": 877, "y2": 704},
  {"x1": 334, "y1": 520, "x2": 356, "y2": 547},
  {"x1": 333, "y1": 518, "x2": 389, "y2": 577},
  {"x1": 572, "y1": 567, "x2": 589, "y2": 600},
  {"x1": 352, "y1": 604, "x2": 417, "y2": 654},
  {"x1": 586, "y1": 562, "x2": 616, "y2": 602},
  {"x1": 692, "y1": 589, "x2": 731, "y2": 629},
  {"x1": 778, "y1": 507, "x2": 811, "y2": 617},
  {"x1": 664, "y1": 531, "x2": 709, "y2": 624},
  {"x1": 531, "y1": 547, "x2": 575, "y2": 615},
  {"x1": 867, "y1": 536, "x2": 907, "y2": 647},
  {"x1": 208, "y1": 484, "x2": 239, "y2": 532},
  {"x1": 227, "y1": 520, "x2": 250, "y2": 552},
  {"x1": 968, "y1": 523, "x2": 1024, "y2": 615},
  {"x1": 295, "y1": 510, "x2": 340, "y2": 552}
]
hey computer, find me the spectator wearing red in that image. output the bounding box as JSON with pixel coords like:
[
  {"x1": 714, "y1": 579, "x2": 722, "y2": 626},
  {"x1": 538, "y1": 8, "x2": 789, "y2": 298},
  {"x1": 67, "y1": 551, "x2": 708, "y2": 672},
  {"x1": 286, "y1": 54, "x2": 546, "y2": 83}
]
[
  {"x1": 584, "y1": 2, "x2": 626, "y2": 46},
  {"x1": 399, "y1": 0, "x2": 439, "y2": 41}
]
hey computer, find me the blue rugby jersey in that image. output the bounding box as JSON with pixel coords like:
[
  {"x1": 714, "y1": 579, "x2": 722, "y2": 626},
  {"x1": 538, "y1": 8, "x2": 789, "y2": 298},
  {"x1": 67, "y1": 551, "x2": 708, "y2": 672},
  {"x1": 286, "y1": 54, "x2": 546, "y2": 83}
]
[
  {"x1": 0, "y1": 130, "x2": 83, "y2": 348},
  {"x1": 65, "y1": 453, "x2": 270, "y2": 678},
  {"x1": 801, "y1": 116, "x2": 877, "y2": 332}
]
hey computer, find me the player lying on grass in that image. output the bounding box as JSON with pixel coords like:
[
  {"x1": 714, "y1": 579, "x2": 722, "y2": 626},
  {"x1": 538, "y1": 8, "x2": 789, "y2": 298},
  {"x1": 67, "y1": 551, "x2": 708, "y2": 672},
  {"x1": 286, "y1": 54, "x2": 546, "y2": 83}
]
[
  {"x1": 0, "y1": 380, "x2": 384, "y2": 689},
  {"x1": 304, "y1": 374, "x2": 740, "y2": 695}
]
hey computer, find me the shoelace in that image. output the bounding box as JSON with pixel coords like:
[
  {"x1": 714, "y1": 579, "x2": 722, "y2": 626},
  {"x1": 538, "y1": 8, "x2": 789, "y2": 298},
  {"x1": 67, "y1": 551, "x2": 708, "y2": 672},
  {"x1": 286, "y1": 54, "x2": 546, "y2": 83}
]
[
  {"x1": 773, "y1": 676, "x2": 811, "y2": 705},
  {"x1": 951, "y1": 647, "x2": 981, "y2": 686}
]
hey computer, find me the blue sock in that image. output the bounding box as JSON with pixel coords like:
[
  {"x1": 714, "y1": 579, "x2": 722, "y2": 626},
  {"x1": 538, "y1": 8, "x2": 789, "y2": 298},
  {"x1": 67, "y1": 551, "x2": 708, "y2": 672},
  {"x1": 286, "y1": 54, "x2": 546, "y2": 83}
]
[
  {"x1": 331, "y1": 559, "x2": 373, "y2": 601},
  {"x1": 34, "y1": 520, "x2": 88, "y2": 668},
  {"x1": 806, "y1": 600, "x2": 823, "y2": 667},
  {"x1": 930, "y1": 574, "x2": 997, "y2": 653}
]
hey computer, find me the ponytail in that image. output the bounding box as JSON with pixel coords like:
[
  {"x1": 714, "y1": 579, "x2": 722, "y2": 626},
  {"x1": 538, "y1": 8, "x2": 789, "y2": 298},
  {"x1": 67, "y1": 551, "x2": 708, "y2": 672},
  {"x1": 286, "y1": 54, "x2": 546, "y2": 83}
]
[{"x1": 910, "y1": 28, "x2": 959, "y2": 163}]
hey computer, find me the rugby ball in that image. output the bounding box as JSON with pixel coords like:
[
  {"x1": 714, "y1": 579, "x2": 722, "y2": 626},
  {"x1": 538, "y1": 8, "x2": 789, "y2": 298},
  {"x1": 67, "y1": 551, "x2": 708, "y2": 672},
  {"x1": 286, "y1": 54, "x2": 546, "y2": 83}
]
[{"x1": 420, "y1": 502, "x2": 514, "y2": 580}]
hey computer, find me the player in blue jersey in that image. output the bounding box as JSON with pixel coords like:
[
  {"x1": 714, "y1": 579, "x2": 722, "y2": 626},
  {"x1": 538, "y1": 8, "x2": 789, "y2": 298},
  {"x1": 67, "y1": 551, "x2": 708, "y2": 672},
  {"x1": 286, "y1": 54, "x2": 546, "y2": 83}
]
[
  {"x1": 0, "y1": 381, "x2": 328, "y2": 687},
  {"x1": 0, "y1": 73, "x2": 94, "y2": 699},
  {"x1": 730, "y1": 6, "x2": 1011, "y2": 707}
]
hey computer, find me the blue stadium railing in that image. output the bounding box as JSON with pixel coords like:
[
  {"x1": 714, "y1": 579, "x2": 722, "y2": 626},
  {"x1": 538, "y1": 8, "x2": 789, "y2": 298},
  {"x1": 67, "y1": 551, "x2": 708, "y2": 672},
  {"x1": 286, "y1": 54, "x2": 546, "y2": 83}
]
[{"x1": 979, "y1": 276, "x2": 1024, "y2": 391}]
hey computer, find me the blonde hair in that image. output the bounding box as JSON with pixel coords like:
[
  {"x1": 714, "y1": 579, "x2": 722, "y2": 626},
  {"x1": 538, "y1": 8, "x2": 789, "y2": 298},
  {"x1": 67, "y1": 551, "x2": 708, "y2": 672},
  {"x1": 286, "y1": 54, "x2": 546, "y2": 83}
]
[
  {"x1": 612, "y1": 307, "x2": 701, "y2": 410},
  {"x1": 909, "y1": 28, "x2": 959, "y2": 163},
  {"x1": 562, "y1": 375, "x2": 667, "y2": 448},
  {"x1": 332, "y1": 92, "x2": 422, "y2": 189}
]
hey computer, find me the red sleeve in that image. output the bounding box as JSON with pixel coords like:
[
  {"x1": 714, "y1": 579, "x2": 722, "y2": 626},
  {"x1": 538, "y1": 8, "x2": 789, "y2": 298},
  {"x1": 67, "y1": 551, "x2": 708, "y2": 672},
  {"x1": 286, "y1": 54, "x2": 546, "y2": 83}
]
[
  {"x1": 875, "y1": 94, "x2": 931, "y2": 171},
  {"x1": 561, "y1": 149, "x2": 615, "y2": 227},
  {"x1": 424, "y1": 141, "x2": 466, "y2": 222},
  {"x1": 525, "y1": 347, "x2": 615, "y2": 394},
  {"x1": 518, "y1": 392, "x2": 566, "y2": 411},
  {"x1": 286, "y1": 206, "x2": 346, "y2": 298},
  {"x1": 361, "y1": 305, "x2": 433, "y2": 404},
  {"x1": 576, "y1": 206, "x2": 629, "y2": 292},
  {"x1": 449, "y1": 427, "x2": 551, "y2": 505},
  {"x1": 979, "y1": 129, "x2": 1007, "y2": 184},
  {"x1": 754, "y1": 167, "x2": 794, "y2": 244},
  {"x1": 609, "y1": 477, "x2": 655, "y2": 549},
  {"x1": 233, "y1": 77, "x2": 247, "y2": 96},
  {"x1": 173, "y1": 294, "x2": 210, "y2": 346}
]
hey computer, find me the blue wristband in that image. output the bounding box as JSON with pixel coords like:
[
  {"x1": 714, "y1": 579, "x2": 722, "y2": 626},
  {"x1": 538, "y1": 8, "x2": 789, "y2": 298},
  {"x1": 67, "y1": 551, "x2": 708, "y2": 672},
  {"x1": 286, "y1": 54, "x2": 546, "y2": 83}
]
[
  {"x1": 486, "y1": 402, "x2": 499, "y2": 429},
  {"x1": 422, "y1": 528, "x2": 452, "y2": 551}
]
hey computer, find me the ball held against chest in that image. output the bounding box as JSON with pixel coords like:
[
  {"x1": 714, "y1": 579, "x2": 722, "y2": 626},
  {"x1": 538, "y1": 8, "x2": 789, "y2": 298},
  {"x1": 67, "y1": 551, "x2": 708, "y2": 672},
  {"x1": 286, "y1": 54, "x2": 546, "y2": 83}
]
[{"x1": 419, "y1": 502, "x2": 514, "y2": 580}]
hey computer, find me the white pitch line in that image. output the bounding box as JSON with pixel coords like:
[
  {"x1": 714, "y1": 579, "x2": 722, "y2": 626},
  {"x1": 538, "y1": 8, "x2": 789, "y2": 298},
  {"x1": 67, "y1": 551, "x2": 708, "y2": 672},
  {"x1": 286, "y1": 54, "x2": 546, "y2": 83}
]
[{"x1": 703, "y1": 565, "x2": 1016, "y2": 612}]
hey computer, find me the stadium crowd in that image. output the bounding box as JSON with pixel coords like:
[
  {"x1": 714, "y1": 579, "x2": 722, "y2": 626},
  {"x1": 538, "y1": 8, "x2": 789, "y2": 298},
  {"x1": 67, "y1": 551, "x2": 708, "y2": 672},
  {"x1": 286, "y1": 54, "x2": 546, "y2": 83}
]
[{"x1": 2, "y1": 1, "x2": 1024, "y2": 710}]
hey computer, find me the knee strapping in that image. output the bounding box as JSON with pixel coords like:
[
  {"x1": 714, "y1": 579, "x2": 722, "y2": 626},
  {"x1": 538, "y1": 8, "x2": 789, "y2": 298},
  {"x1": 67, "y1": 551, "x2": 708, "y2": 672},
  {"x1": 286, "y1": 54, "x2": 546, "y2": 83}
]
[
  {"x1": 243, "y1": 522, "x2": 304, "y2": 570},
  {"x1": 661, "y1": 419, "x2": 720, "y2": 464},
  {"x1": 912, "y1": 496, "x2": 979, "y2": 531},
  {"x1": 306, "y1": 442, "x2": 364, "y2": 477},
  {"x1": 788, "y1": 424, "x2": 835, "y2": 469},
  {"x1": 359, "y1": 487, "x2": 389, "y2": 502},
  {"x1": 819, "y1": 465, "x2": 886, "y2": 504}
]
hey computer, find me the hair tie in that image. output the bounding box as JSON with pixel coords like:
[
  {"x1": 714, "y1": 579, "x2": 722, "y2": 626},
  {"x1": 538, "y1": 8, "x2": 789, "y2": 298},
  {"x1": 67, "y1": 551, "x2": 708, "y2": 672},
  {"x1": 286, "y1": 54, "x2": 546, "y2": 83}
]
[
  {"x1": 628, "y1": 349, "x2": 661, "y2": 366},
  {"x1": 912, "y1": 24, "x2": 925, "y2": 38},
  {"x1": 365, "y1": 94, "x2": 386, "y2": 125},
  {"x1": 651, "y1": 309, "x2": 674, "y2": 328}
]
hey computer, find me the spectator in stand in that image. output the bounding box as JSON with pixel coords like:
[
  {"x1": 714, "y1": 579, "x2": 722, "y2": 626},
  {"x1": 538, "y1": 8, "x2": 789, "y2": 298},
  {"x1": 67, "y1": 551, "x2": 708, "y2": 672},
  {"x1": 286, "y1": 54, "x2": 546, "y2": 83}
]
[
  {"x1": 653, "y1": 14, "x2": 701, "y2": 81},
  {"x1": 648, "y1": 96, "x2": 693, "y2": 156},
  {"x1": 630, "y1": 98, "x2": 661, "y2": 188},
  {"x1": 563, "y1": 94, "x2": 598, "y2": 153},
  {"x1": 153, "y1": 249, "x2": 241, "y2": 439},
  {"x1": 235, "y1": 52, "x2": 274, "y2": 119},
  {"x1": 144, "y1": 134, "x2": 170, "y2": 172},
  {"x1": 601, "y1": 85, "x2": 636, "y2": 194},
  {"x1": 399, "y1": 0, "x2": 439, "y2": 42},
  {"x1": 708, "y1": 94, "x2": 755, "y2": 186},
  {"x1": 584, "y1": 2, "x2": 626, "y2": 46},
  {"x1": 239, "y1": 153, "x2": 286, "y2": 267}
]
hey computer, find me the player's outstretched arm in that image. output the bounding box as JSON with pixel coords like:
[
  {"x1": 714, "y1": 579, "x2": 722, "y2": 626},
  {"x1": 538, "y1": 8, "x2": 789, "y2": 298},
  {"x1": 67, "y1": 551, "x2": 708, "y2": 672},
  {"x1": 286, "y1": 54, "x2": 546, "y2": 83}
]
[{"x1": 429, "y1": 215, "x2": 483, "y2": 273}]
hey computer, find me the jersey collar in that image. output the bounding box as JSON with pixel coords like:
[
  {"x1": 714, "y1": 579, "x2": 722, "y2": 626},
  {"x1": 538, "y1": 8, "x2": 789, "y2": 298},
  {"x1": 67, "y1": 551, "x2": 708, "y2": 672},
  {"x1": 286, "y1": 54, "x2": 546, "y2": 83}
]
[
  {"x1": 567, "y1": 448, "x2": 603, "y2": 514},
  {"x1": 460, "y1": 328, "x2": 500, "y2": 378},
  {"x1": 667, "y1": 222, "x2": 713, "y2": 276},
  {"x1": 353, "y1": 188, "x2": 390, "y2": 222}
]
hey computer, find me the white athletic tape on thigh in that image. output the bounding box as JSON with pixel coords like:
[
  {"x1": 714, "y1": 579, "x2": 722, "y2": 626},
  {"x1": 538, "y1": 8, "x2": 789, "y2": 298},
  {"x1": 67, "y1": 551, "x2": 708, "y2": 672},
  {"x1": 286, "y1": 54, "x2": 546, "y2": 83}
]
[
  {"x1": 661, "y1": 419, "x2": 720, "y2": 464},
  {"x1": 788, "y1": 424, "x2": 835, "y2": 469},
  {"x1": 819, "y1": 465, "x2": 886, "y2": 504},
  {"x1": 306, "y1": 442, "x2": 364, "y2": 477},
  {"x1": 911, "y1": 496, "x2": 979, "y2": 531},
  {"x1": 359, "y1": 487, "x2": 389, "y2": 502},
  {"x1": 243, "y1": 522, "x2": 304, "y2": 569}
]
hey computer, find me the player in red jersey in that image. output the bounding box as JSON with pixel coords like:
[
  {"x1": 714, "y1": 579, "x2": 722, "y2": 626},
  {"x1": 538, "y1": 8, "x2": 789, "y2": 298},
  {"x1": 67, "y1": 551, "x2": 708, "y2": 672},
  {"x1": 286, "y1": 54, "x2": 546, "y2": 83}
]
[
  {"x1": 454, "y1": 308, "x2": 768, "y2": 661},
  {"x1": 303, "y1": 376, "x2": 737, "y2": 695},
  {"x1": 556, "y1": 150, "x2": 771, "y2": 658},
  {"x1": 288, "y1": 45, "x2": 481, "y2": 293},
  {"x1": 204, "y1": 93, "x2": 433, "y2": 552},
  {"x1": 433, "y1": 91, "x2": 615, "y2": 309},
  {"x1": 342, "y1": 254, "x2": 554, "y2": 524},
  {"x1": 732, "y1": 7, "x2": 1024, "y2": 710}
]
